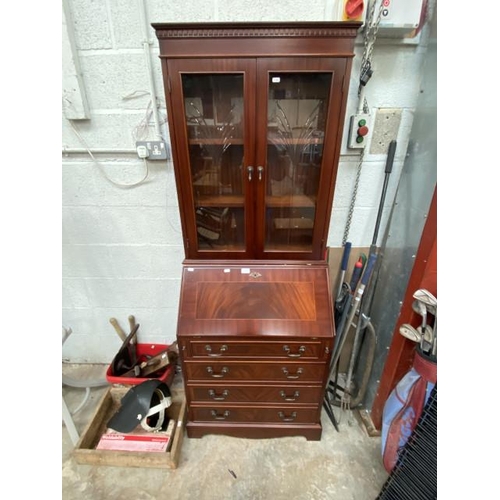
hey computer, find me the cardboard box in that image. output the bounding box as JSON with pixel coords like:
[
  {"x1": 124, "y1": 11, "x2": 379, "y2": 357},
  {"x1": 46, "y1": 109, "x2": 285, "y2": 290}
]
[
  {"x1": 73, "y1": 387, "x2": 186, "y2": 469},
  {"x1": 96, "y1": 418, "x2": 176, "y2": 453}
]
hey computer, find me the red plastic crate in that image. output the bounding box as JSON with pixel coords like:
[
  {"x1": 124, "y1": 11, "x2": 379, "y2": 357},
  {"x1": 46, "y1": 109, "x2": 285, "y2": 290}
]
[{"x1": 106, "y1": 343, "x2": 175, "y2": 386}]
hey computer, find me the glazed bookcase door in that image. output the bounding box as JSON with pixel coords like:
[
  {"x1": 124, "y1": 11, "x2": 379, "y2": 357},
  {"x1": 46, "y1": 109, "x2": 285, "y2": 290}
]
[
  {"x1": 167, "y1": 59, "x2": 257, "y2": 259},
  {"x1": 255, "y1": 58, "x2": 347, "y2": 260}
]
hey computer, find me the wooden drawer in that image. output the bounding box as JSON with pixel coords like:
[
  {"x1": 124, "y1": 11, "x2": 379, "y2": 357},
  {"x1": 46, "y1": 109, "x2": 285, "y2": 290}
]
[
  {"x1": 190, "y1": 404, "x2": 318, "y2": 424},
  {"x1": 187, "y1": 383, "x2": 324, "y2": 404},
  {"x1": 184, "y1": 361, "x2": 326, "y2": 382},
  {"x1": 186, "y1": 339, "x2": 326, "y2": 359}
]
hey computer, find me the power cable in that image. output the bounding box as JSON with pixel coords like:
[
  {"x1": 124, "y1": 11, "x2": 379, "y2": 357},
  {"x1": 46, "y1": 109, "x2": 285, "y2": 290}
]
[{"x1": 68, "y1": 120, "x2": 150, "y2": 189}]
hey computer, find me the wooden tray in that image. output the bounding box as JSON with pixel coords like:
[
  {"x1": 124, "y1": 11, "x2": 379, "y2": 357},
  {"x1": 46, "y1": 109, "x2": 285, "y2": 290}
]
[{"x1": 73, "y1": 387, "x2": 186, "y2": 469}]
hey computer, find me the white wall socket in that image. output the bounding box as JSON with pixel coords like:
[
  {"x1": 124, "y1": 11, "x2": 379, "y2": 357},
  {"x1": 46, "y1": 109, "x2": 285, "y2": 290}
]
[{"x1": 136, "y1": 141, "x2": 168, "y2": 160}]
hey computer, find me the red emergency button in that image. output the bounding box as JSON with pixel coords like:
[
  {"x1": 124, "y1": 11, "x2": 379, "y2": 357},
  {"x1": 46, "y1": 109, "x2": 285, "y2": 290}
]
[
  {"x1": 345, "y1": 0, "x2": 364, "y2": 20},
  {"x1": 358, "y1": 125, "x2": 369, "y2": 137}
]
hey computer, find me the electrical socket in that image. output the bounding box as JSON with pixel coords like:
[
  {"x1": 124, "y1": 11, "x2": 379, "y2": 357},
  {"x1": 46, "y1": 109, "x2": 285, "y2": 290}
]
[
  {"x1": 136, "y1": 141, "x2": 168, "y2": 160},
  {"x1": 369, "y1": 108, "x2": 402, "y2": 155}
]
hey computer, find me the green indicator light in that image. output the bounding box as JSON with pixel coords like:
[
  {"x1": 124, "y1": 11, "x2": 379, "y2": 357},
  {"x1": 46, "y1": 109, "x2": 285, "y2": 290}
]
[
  {"x1": 358, "y1": 119, "x2": 366, "y2": 127},
  {"x1": 356, "y1": 136, "x2": 364, "y2": 144}
]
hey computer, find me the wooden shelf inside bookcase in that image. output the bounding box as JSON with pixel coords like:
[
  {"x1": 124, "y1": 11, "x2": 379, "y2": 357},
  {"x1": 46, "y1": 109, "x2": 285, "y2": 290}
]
[{"x1": 266, "y1": 195, "x2": 316, "y2": 208}]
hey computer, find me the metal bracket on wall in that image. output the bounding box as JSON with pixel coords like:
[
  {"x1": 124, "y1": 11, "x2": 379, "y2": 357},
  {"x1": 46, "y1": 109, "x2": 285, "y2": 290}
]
[{"x1": 369, "y1": 109, "x2": 402, "y2": 154}]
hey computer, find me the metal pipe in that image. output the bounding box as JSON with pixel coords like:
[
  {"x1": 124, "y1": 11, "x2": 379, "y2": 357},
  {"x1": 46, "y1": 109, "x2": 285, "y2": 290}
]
[
  {"x1": 62, "y1": 148, "x2": 137, "y2": 155},
  {"x1": 138, "y1": 0, "x2": 162, "y2": 140}
]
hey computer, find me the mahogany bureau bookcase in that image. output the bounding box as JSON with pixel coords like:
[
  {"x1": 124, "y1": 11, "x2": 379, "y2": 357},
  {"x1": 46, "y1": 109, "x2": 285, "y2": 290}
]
[{"x1": 153, "y1": 22, "x2": 361, "y2": 440}]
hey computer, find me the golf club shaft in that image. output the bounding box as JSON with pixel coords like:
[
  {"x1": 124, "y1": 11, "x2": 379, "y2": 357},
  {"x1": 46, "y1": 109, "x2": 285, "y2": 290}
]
[{"x1": 371, "y1": 140, "x2": 396, "y2": 251}]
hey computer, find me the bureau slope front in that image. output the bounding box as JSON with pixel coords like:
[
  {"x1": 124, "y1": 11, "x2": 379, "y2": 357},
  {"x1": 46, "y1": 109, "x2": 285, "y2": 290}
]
[{"x1": 176, "y1": 261, "x2": 335, "y2": 440}]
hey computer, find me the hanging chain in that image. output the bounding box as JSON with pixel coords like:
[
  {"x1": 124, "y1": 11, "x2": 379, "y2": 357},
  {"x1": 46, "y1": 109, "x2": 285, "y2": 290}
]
[
  {"x1": 363, "y1": 1, "x2": 385, "y2": 74},
  {"x1": 342, "y1": 0, "x2": 384, "y2": 246},
  {"x1": 358, "y1": 0, "x2": 377, "y2": 95},
  {"x1": 342, "y1": 147, "x2": 365, "y2": 246}
]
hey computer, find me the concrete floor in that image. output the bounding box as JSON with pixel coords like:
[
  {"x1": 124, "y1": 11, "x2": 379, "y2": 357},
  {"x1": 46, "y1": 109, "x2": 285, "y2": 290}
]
[{"x1": 62, "y1": 364, "x2": 388, "y2": 500}]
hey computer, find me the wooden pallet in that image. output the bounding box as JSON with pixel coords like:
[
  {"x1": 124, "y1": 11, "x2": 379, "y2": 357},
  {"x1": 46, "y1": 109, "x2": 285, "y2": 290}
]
[{"x1": 73, "y1": 387, "x2": 186, "y2": 469}]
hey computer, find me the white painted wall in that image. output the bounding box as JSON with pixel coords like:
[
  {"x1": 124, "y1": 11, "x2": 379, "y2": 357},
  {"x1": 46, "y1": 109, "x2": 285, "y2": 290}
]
[{"x1": 62, "y1": 0, "x2": 435, "y2": 362}]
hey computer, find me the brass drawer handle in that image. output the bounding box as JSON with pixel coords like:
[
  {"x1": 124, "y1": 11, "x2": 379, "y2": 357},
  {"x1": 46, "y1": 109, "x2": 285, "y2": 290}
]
[
  {"x1": 208, "y1": 389, "x2": 229, "y2": 401},
  {"x1": 282, "y1": 367, "x2": 303, "y2": 379},
  {"x1": 283, "y1": 345, "x2": 306, "y2": 358},
  {"x1": 211, "y1": 410, "x2": 230, "y2": 420},
  {"x1": 278, "y1": 411, "x2": 297, "y2": 422},
  {"x1": 205, "y1": 344, "x2": 228, "y2": 357},
  {"x1": 280, "y1": 390, "x2": 300, "y2": 402},
  {"x1": 206, "y1": 366, "x2": 229, "y2": 378}
]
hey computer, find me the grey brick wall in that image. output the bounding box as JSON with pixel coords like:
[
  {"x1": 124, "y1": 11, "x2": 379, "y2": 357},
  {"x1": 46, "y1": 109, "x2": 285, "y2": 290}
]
[{"x1": 62, "y1": 0, "x2": 431, "y2": 362}]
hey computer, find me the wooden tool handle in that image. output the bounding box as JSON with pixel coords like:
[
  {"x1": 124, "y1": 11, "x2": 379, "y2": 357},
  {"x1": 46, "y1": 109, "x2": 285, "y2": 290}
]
[
  {"x1": 109, "y1": 317, "x2": 127, "y2": 342},
  {"x1": 128, "y1": 315, "x2": 136, "y2": 343}
]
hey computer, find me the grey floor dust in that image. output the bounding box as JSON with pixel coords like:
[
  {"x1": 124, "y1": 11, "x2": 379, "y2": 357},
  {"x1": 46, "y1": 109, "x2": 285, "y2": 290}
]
[{"x1": 62, "y1": 364, "x2": 388, "y2": 500}]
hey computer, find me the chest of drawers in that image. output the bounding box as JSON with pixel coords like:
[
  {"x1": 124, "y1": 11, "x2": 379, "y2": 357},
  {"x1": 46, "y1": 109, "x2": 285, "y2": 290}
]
[{"x1": 176, "y1": 261, "x2": 334, "y2": 440}]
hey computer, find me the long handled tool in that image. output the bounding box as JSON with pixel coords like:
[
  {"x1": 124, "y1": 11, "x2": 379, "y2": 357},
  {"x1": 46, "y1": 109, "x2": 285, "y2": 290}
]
[
  {"x1": 332, "y1": 243, "x2": 365, "y2": 372},
  {"x1": 109, "y1": 317, "x2": 127, "y2": 342},
  {"x1": 326, "y1": 251, "x2": 369, "y2": 413},
  {"x1": 324, "y1": 246, "x2": 365, "y2": 430},
  {"x1": 347, "y1": 140, "x2": 397, "y2": 403},
  {"x1": 349, "y1": 255, "x2": 366, "y2": 293},
  {"x1": 325, "y1": 253, "x2": 377, "y2": 415},
  {"x1": 332, "y1": 252, "x2": 366, "y2": 365},
  {"x1": 335, "y1": 241, "x2": 352, "y2": 299},
  {"x1": 339, "y1": 253, "x2": 378, "y2": 412},
  {"x1": 325, "y1": 143, "x2": 396, "y2": 421},
  {"x1": 325, "y1": 244, "x2": 352, "y2": 431},
  {"x1": 334, "y1": 242, "x2": 352, "y2": 328},
  {"x1": 110, "y1": 323, "x2": 140, "y2": 376}
]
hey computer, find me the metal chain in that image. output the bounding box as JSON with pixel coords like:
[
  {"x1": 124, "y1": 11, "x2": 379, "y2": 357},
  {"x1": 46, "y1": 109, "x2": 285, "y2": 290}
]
[
  {"x1": 360, "y1": 0, "x2": 378, "y2": 76},
  {"x1": 342, "y1": 147, "x2": 365, "y2": 246},
  {"x1": 343, "y1": 0, "x2": 385, "y2": 245},
  {"x1": 358, "y1": 0, "x2": 384, "y2": 97},
  {"x1": 366, "y1": 1, "x2": 385, "y2": 66}
]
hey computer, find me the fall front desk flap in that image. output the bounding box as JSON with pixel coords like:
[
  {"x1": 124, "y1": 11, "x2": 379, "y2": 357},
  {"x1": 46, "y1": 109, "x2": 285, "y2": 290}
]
[{"x1": 177, "y1": 263, "x2": 334, "y2": 338}]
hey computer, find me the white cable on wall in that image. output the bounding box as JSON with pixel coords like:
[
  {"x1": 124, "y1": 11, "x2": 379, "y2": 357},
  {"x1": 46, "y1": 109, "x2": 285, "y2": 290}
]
[
  {"x1": 63, "y1": 1, "x2": 168, "y2": 189},
  {"x1": 69, "y1": 120, "x2": 150, "y2": 188},
  {"x1": 122, "y1": 90, "x2": 168, "y2": 144}
]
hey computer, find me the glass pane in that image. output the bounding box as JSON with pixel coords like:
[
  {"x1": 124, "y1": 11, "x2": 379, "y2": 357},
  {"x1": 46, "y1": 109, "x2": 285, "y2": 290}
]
[
  {"x1": 182, "y1": 74, "x2": 245, "y2": 251},
  {"x1": 265, "y1": 73, "x2": 331, "y2": 251}
]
